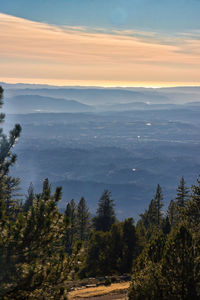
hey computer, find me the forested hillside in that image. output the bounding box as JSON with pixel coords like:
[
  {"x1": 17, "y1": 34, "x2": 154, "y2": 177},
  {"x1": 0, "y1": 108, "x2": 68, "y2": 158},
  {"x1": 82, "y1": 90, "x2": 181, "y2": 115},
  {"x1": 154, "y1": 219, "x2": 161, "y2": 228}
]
[{"x1": 1, "y1": 86, "x2": 200, "y2": 299}]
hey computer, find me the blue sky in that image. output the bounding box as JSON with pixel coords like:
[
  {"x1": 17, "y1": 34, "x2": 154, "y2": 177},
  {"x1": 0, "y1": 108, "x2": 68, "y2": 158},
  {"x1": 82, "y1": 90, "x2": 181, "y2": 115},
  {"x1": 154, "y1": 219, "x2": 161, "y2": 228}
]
[{"x1": 1, "y1": 0, "x2": 200, "y2": 32}]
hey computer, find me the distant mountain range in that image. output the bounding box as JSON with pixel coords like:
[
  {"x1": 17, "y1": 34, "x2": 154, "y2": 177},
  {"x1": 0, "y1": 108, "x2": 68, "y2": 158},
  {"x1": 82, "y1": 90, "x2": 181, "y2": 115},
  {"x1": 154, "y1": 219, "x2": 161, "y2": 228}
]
[
  {"x1": 4, "y1": 95, "x2": 92, "y2": 113},
  {"x1": 3, "y1": 87, "x2": 168, "y2": 105},
  {"x1": 2, "y1": 83, "x2": 200, "y2": 109}
]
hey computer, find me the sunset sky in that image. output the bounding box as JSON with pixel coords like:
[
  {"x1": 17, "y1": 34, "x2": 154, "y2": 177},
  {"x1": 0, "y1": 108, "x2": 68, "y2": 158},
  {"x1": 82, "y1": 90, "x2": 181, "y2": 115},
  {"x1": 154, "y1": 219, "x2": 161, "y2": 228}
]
[{"x1": 1, "y1": 0, "x2": 200, "y2": 87}]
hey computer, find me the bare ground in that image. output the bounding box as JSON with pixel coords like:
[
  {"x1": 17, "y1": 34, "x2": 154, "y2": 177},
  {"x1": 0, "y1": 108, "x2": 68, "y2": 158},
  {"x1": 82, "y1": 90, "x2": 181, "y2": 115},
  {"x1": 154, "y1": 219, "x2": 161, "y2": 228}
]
[{"x1": 68, "y1": 282, "x2": 130, "y2": 300}]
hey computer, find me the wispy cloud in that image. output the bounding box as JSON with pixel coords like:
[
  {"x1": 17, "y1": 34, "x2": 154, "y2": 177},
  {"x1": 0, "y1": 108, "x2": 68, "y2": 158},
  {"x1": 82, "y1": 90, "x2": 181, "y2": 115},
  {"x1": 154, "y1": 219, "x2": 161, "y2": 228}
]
[{"x1": 0, "y1": 13, "x2": 200, "y2": 86}]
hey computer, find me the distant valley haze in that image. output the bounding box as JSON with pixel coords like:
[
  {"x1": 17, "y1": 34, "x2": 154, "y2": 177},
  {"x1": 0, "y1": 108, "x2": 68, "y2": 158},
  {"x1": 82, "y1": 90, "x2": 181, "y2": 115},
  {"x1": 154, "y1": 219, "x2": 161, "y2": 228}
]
[{"x1": 2, "y1": 83, "x2": 200, "y2": 219}]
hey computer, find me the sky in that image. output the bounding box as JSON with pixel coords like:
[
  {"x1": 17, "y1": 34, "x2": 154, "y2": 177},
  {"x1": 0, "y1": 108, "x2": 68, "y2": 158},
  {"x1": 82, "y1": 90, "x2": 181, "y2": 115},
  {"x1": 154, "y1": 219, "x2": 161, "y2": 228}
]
[{"x1": 0, "y1": 0, "x2": 200, "y2": 87}]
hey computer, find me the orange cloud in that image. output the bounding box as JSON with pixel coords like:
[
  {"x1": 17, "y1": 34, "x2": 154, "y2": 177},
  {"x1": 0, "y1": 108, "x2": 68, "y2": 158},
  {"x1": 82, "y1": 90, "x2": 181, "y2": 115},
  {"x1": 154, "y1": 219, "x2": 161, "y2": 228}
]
[{"x1": 0, "y1": 13, "x2": 200, "y2": 87}]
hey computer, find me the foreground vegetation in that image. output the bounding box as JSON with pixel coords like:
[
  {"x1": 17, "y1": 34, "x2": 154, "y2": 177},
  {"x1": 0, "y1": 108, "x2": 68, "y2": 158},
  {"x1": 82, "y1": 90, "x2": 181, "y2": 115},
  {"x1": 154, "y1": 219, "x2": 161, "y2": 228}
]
[{"x1": 1, "y1": 85, "x2": 200, "y2": 299}]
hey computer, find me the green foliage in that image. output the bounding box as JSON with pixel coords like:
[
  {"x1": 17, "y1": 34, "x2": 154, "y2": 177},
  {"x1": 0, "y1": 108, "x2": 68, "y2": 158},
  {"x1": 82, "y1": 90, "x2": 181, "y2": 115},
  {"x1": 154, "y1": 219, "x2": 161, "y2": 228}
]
[
  {"x1": 23, "y1": 182, "x2": 34, "y2": 212},
  {"x1": 182, "y1": 177, "x2": 200, "y2": 231},
  {"x1": 129, "y1": 225, "x2": 199, "y2": 299},
  {"x1": 176, "y1": 176, "x2": 190, "y2": 207},
  {"x1": 81, "y1": 219, "x2": 137, "y2": 277},
  {"x1": 129, "y1": 177, "x2": 200, "y2": 299},
  {"x1": 109, "y1": 222, "x2": 123, "y2": 273},
  {"x1": 93, "y1": 190, "x2": 116, "y2": 232},
  {"x1": 0, "y1": 87, "x2": 22, "y2": 222},
  {"x1": 81, "y1": 230, "x2": 111, "y2": 277},
  {"x1": 104, "y1": 277, "x2": 112, "y2": 286},
  {"x1": 77, "y1": 197, "x2": 90, "y2": 241},
  {"x1": 161, "y1": 215, "x2": 171, "y2": 235},
  {"x1": 64, "y1": 197, "x2": 90, "y2": 259},
  {"x1": 134, "y1": 234, "x2": 166, "y2": 272},
  {"x1": 167, "y1": 177, "x2": 190, "y2": 228},
  {"x1": 64, "y1": 199, "x2": 77, "y2": 255},
  {"x1": 135, "y1": 219, "x2": 146, "y2": 251},
  {"x1": 121, "y1": 218, "x2": 137, "y2": 273},
  {"x1": 154, "y1": 184, "x2": 164, "y2": 226},
  {"x1": 129, "y1": 262, "x2": 162, "y2": 300},
  {"x1": 0, "y1": 182, "x2": 71, "y2": 299},
  {"x1": 139, "y1": 185, "x2": 164, "y2": 241},
  {"x1": 167, "y1": 199, "x2": 179, "y2": 227},
  {"x1": 42, "y1": 178, "x2": 51, "y2": 201},
  {"x1": 161, "y1": 226, "x2": 196, "y2": 299}
]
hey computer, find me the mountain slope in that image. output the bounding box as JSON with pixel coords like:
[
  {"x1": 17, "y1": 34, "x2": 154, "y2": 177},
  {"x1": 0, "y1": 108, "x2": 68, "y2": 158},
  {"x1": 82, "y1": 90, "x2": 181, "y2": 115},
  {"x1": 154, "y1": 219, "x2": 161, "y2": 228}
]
[{"x1": 4, "y1": 95, "x2": 92, "y2": 113}]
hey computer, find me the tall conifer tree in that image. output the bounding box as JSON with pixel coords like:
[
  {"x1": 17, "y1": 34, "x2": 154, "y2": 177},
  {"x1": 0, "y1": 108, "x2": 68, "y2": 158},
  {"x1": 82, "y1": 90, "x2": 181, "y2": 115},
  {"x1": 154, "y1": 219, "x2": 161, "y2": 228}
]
[
  {"x1": 176, "y1": 177, "x2": 189, "y2": 207},
  {"x1": 0, "y1": 87, "x2": 21, "y2": 221},
  {"x1": 64, "y1": 199, "x2": 77, "y2": 254},
  {"x1": 77, "y1": 197, "x2": 90, "y2": 241},
  {"x1": 154, "y1": 184, "x2": 164, "y2": 226},
  {"x1": 93, "y1": 190, "x2": 116, "y2": 232}
]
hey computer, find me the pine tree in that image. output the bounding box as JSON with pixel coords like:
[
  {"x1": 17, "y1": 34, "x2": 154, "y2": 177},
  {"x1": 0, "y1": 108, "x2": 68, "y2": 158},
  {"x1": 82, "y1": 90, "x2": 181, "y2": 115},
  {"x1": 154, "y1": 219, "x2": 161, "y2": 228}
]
[
  {"x1": 77, "y1": 197, "x2": 90, "y2": 241},
  {"x1": 121, "y1": 218, "x2": 137, "y2": 273},
  {"x1": 176, "y1": 176, "x2": 189, "y2": 207},
  {"x1": 0, "y1": 88, "x2": 21, "y2": 178},
  {"x1": 129, "y1": 262, "x2": 162, "y2": 300},
  {"x1": 0, "y1": 188, "x2": 6, "y2": 222},
  {"x1": 167, "y1": 199, "x2": 179, "y2": 227},
  {"x1": 81, "y1": 231, "x2": 111, "y2": 277},
  {"x1": 140, "y1": 198, "x2": 157, "y2": 229},
  {"x1": 167, "y1": 178, "x2": 189, "y2": 228},
  {"x1": 161, "y1": 226, "x2": 196, "y2": 299},
  {"x1": 154, "y1": 184, "x2": 164, "y2": 226},
  {"x1": 140, "y1": 185, "x2": 163, "y2": 230},
  {"x1": 129, "y1": 226, "x2": 198, "y2": 299},
  {"x1": 64, "y1": 199, "x2": 77, "y2": 254},
  {"x1": 183, "y1": 177, "x2": 200, "y2": 230},
  {"x1": 192, "y1": 177, "x2": 200, "y2": 198},
  {"x1": 0, "y1": 182, "x2": 71, "y2": 299},
  {"x1": 161, "y1": 215, "x2": 171, "y2": 235},
  {"x1": 0, "y1": 87, "x2": 21, "y2": 221},
  {"x1": 109, "y1": 222, "x2": 123, "y2": 273},
  {"x1": 42, "y1": 177, "x2": 51, "y2": 201},
  {"x1": 24, "y1": 182, "x2": 34, "y2": 212},
  {"x1": 93, "y1": 190, "x2": 116, "y2": 232},
  {"x1": 3, "y1": 176, "x2": 21, "y2": 219},
  {"x1": 129, "y1": 234, "x2": 166, "y2": 299},
  {"x1": 135, "y1": 219, "x2": 146, "y2": 251}
]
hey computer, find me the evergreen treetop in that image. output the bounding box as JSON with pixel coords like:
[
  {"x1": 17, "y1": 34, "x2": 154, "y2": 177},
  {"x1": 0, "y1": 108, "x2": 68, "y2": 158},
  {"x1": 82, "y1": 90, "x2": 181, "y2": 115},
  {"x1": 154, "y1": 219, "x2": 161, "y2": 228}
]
[
  {"x1": 93, "y1": 190, "x2": 116, "y2": 232},
  {"x1": 176, "y1": 176, "x2": 189, "y2": 207}
]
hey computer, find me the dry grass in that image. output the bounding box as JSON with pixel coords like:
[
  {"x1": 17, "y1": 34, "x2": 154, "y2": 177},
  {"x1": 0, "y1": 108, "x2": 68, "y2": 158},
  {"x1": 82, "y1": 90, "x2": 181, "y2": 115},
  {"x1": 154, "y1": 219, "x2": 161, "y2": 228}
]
[{"x1": 68, "y1": 282, "x2": 130, "y2": 299}]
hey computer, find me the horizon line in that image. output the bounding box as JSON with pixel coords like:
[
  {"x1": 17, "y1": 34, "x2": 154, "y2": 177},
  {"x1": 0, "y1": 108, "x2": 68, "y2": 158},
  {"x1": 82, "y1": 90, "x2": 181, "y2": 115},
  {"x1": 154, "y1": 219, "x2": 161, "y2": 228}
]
[{"x1": 1, "y1": 79, "x2": 200, "y2": 89}]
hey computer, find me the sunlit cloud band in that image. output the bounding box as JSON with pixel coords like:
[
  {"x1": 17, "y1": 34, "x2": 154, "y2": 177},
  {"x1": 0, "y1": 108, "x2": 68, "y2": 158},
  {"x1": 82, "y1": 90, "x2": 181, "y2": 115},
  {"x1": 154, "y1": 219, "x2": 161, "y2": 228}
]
[{"x1": 0, "y1": 13, "x2": 200, "y2": 87}]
